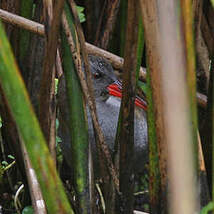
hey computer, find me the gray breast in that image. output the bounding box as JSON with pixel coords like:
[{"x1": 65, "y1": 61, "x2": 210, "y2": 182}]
[{"x1": 87, "y1": 95, "x2": 148, "y2": 174}]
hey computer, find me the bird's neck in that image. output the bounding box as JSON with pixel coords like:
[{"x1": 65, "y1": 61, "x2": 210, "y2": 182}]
[{"x1": 107, "y1": 82, "x2": 147, "y2": 111}]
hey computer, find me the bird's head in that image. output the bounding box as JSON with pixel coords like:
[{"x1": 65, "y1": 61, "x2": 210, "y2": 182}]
[
  {"x1": 88, "y1": 55, "x2": 147, "y2": 110},
  {"x1": 88, "y1": 55, "x2": 117, "y2": 98}
]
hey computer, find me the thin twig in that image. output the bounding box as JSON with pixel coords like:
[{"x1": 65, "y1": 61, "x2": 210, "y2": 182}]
[
  {"x1": 20, "y1": 139, "x2": 47, "y2": 214},
  {"x1": 95, "y1": 183, "x2": 106, "y2": 213},
  {"x1": 94, "y1": 0, "x2": 107, "y2": 44},
  {"x1": 0, "y1": 8, "x2": 44, "y2": 35},
  {"x1": 94, "y1": 0, "x2": 120, "y2": 49},
  {"x1": 56, "y1": 49, "x2": 63, "y2": 78},
  {"x1": 39, "y1": 0, "x2": 65, "y2": 162},
  {"x1": 14, "y1": 184, "x2": 24, "y2": 214},
  {"x1": 197, "y1": 130, "x2": 205, "y2": 171},
  {"x1": 4, "y1": 161, "x2": 15, "y2": 171}
]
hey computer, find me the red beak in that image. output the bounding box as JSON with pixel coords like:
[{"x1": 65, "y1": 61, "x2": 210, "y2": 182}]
[{"x1": 107, "y1": 82, "x2": 147, "y2": 111}]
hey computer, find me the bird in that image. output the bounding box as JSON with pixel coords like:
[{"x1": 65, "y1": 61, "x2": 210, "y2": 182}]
[{"x1": 57, "y1": 55, "x2": 148, "y2": 176}]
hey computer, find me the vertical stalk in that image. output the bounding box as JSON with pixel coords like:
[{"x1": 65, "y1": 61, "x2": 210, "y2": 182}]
[
  {"x1": 117, "y1": 1, "x2": 139, "y2": 213},
  {"x1": 19, "y1": 0, "x2": 34, "y2": 64},
  {"x1": 157, "y1": 0, "x2": 198, "y2": 213},
  {"x1": 180, "y1": 0, "x2": 198, "y2": 171},
  {"x1": 119, "y1": 0, "x2": 127, "y2": 57},
  {"x1": 140, "y1": 0, "x2": 167, "y2": 212},
  {"x1": 211, "y1": 59, "x2": 214, "y2": 213},
  {"x1": 61, "y1": 33, "x2": 90, "y2": 213},
  {"x1": 59, "y1": 3, "x2": 91, "y2": 213},
  {"x1": 39, "y1": 0, "x2": 65, "y2": 161}
]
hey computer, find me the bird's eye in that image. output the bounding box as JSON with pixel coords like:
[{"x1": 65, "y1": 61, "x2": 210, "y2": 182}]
[{"x1": 94, "y1": 71, "x2": 102, "y2": 79}]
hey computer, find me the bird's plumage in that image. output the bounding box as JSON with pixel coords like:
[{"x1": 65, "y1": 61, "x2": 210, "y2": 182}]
[{"x1": 58, "y1": 55, "x2": 148, "y2": 174}]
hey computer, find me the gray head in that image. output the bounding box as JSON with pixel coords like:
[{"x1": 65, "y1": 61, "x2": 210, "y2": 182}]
[{"x1": 88, "y1": 55, "x2": 117, "y2": 98}]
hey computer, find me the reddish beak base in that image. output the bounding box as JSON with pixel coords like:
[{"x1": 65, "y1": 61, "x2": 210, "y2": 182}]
[{"x1": 107, "y1": 83, "x2": 147, "y2": 111}]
